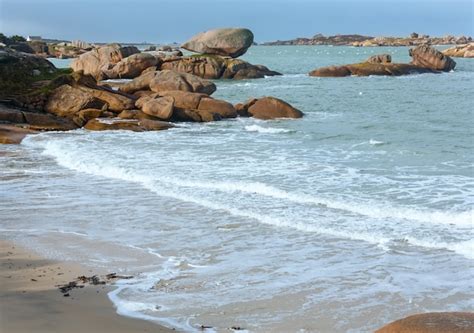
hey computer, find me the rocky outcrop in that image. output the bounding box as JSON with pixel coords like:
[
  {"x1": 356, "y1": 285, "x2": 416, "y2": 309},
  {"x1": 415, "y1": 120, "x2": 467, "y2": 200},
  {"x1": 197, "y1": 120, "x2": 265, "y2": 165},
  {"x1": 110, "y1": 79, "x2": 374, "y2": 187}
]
[
  {"x1": 375, "y1": 312, "x2": 474, "y2": 333},
  {"x1": 1, "y1": 36, "x2": 303, "y2": 143},
  {"x1": 84, "y1": 118, "x2": 173, "y2": 131},
  {"x1": 182, "y1": 28, "x2": 254, "y2": 58},
  {"x1": 45, "y1": 72, "x2": 135, "y2": 118},
  {"x1": 309, "y1": 63, "x2": 436, "y2": 77},
  {"x1": 309, "y1": 46, "x2": 456, "y2": 77},
  {"x1": 0, "y1": 47, "x2": 56, "y2": 97},
  {"x1": 442, "y1": 43, "x2": 474, "y2": 58},
  {"x1": 409, "y1": 44, "x2": 456, "y2": 71},
  {"x1": 104, "y1": 52, "x2": 158, "y2": 79},
  {"x1": 160, "y1": 55, "x2": 281, "y2": 80},
  {"x1": 119, "y1": 69, "x2": 216, "y2": 95},
  {"x1": 236, "y1": 97, "x2": 303, "y2": 120},
  {"x1": 45, "y1": 84, "x2": 103, "y2": 117},
  {"x1": 71, "y1": 44, "x2": 140, "y2": 80},
  {"x1": 366, "y1": 54, "x2": 391, "y2": 64},
  {"x1": 137, "y1": 91, "x2": 238, "y2": 122}
]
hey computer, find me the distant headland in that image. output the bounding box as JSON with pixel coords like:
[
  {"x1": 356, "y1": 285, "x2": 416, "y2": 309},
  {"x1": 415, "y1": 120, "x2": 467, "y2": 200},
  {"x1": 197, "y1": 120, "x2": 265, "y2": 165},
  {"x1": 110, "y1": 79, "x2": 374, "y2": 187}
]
[{"x1": 262, "y1": 32, "x2": 472, "y2": 47}]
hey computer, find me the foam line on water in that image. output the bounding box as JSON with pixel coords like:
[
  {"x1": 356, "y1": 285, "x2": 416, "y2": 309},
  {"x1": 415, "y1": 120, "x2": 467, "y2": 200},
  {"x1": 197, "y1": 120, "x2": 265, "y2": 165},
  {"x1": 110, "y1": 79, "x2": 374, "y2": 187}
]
[
  {"x1": 154, "y1": 177, "x2": 473, "y2": 228},
  {"x1": 244, "y1": 125, "x2": 292, "y2": 134}
]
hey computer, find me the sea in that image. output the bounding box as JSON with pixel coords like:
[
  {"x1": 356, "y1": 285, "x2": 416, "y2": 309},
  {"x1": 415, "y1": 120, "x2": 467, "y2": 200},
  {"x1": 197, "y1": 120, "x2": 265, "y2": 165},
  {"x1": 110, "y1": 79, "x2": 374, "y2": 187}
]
[{"x1": 1, "y1": 45, "x2": 473, "y2": 332}]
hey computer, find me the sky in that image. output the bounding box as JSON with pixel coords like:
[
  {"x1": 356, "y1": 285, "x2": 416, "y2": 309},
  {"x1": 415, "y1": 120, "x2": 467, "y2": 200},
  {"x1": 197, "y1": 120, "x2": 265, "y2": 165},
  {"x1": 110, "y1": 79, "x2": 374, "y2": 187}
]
[{"x1": 0, "y1": 0, "x2": 472, "y2": 43}]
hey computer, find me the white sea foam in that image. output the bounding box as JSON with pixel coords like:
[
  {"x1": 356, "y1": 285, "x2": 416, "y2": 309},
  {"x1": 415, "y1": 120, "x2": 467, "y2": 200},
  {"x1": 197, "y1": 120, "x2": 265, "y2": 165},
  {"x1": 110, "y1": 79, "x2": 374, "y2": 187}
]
[
  {"x1": 244, "y1": 125, "x2": 292, "y2": 134},
  {"x1": 369, "y1": 139, "x2": 385, "y2": 145},
  {"x1": 22, "y1": 137, "x2": 473, "y2": 258}
]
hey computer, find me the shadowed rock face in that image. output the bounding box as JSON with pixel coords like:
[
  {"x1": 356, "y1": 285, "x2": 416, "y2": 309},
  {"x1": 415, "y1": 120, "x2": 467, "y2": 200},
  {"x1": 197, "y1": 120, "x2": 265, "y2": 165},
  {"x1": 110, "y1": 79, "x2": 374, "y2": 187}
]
[
  {"x1": 181, "y1": 28, "x2": 254, "y2": 58},
  {"x1": 160, "y1": 56, "x2": 281, "y2": 80},
  {"x1": 236, "y1": 97, "x2": 303, "y2": 120},
  {"x1": 375, "y1": 312, "x2": 474, "y2": 333},
  {"x1": 409, "y1": 44, "x2": 456, "y2": 71},
  {"x1": 0, "y1": 125, "x2": 38, "y2": 144},
  {"x1": 309, "y1": 45, "x2": 456, "y2": 77}
]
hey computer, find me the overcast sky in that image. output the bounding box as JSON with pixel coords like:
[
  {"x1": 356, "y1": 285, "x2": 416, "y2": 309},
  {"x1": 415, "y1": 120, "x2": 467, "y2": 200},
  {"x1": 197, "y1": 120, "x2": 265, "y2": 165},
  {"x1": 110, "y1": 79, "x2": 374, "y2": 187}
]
[{"x1": 0, "y1": 0, "x2": 472, "y2": 43}]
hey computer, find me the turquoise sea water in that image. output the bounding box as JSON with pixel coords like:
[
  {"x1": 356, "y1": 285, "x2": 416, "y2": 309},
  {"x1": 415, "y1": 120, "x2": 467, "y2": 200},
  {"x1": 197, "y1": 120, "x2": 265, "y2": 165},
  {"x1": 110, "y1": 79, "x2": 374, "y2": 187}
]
[{"x1": 1, "y1": 46, "x2": 473, "y2": 332}]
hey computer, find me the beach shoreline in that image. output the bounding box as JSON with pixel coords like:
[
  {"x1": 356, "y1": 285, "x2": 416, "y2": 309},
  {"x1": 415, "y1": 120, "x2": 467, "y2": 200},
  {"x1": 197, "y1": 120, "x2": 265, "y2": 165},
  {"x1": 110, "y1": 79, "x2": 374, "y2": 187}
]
[{"x1": 0, "y1": 239, "x2": 178, "y2": 333}]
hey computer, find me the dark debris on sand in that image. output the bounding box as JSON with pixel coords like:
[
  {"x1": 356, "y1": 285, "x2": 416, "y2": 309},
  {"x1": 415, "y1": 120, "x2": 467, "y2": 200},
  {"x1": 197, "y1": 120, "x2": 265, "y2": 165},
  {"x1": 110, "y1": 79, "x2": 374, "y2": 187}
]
[{"x1": 57, "y1": 273, "x2": 133, "y2": 296}]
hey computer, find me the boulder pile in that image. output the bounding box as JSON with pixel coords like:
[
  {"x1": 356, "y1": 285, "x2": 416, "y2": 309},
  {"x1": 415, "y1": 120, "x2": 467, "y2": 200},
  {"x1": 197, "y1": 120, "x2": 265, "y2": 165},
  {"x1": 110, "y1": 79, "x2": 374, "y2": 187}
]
[
  {"x1": 442, "y1": 43, "x2": 474, "y2": 58},
  {"x1": 1, "y1": 27, "x2": 302, "y2": 144}
]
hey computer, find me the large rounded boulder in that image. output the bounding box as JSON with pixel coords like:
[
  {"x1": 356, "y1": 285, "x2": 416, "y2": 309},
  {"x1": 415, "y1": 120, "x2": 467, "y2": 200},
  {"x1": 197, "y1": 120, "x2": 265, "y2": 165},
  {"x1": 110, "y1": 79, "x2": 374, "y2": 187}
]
[
  {"x1": 244, "y1": 97, "x2": 303, "y2": 120},
  {"x1": 375, "y1": 312, "x2": 474, "y2": 333},
  {"x1": 181, "y1": 28, "x2": 254, "y2": 58}
]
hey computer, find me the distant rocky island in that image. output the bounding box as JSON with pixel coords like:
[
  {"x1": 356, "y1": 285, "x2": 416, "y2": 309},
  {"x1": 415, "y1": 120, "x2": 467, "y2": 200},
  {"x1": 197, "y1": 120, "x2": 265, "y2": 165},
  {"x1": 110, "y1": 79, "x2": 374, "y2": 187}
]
[{"x1": 262, "y1": 32, "x2": 472, "y2": 47}]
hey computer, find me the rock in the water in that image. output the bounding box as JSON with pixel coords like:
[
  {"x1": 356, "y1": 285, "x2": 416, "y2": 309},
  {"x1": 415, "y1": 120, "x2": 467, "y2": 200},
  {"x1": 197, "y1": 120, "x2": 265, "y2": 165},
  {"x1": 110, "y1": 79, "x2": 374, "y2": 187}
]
[
  {"x1": 117, "y1": 109, "x2": 157, "y2": 120},
  {"x1": 366, "y1": 54, "x2": 392, "y2": 63},
  {"x1": 443, "y1": 43, "x2": 474, "y2": 58},
  {"x1": 309, "y1": 45, "x2": 456, "y2": 77},
  {"x1": 84, "y1": 117, "x2": 173, "y2": 131},
  {"x1": 181, "y1": 28, "x2": 254, "y2": 58},
  {"x1": 139, "y1": 96, "x2": 175, "y2": 120},
  {"x1": 222, "y1": 59, "x2": 281, "y2": 79},
  {"x1": 309, "y1": 65, "x2": 352, "y2": 77},
  {"x1": 409, "y1": 44, "x2": 456, "y2": 71},
  {"x1": 160, "y1": 55, "x2": 281, "y2": 80},
  {"x1": 71, "y1": 44, "x2": 140, "y2": 80},
  {"x1": 197, "y1": 98, "x2": 237, "y2": 119},
  {"x1": 310, "y1": 62, "x2": 438, "y2": 77},
  {"x1": 375, "y1": 312, "x2": 474, "y2": 333},
  {"x1": 149, "y1": 70, "x2": 216, "y2": 95},
  {"x1": 153, "y1": 91, "x2": 237, "y2": 122},
  {"x1": 0, "y1": 124, "x2": 38, "y2": 144},
  {"x1": 22, "y1": 111, "x2": 78, "y2": 131},
  {"x1": 119, "y1": 69, "x2": 216, "y2": 95},
  {"x1": 246, "y1": 97, "x2": 303, "y2": 120}
]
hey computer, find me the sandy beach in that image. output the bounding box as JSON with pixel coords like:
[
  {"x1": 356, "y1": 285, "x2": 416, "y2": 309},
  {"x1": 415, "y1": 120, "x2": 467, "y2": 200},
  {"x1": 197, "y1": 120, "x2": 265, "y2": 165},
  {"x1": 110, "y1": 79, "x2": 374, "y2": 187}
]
[{"x1": 0, "y1": 239, "x2": 177, "y2": 333}]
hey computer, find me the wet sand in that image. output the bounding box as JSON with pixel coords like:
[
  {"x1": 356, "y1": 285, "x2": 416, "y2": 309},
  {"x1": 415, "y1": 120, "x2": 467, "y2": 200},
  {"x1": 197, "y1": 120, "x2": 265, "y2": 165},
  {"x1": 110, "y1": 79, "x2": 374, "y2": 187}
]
[{"x1": 0, "y1": 239, "x2": 178, "y2": 333}]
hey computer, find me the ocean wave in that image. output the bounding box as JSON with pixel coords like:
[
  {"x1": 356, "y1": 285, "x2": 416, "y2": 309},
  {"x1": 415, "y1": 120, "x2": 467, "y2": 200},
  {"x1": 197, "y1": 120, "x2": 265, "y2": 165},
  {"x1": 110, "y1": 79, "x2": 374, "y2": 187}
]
[
  {"x1": 22, "y1": 137, "x2": 474, "y2": 259},
  {"x1": 244, "y1": 125, "x2": 292, "y2": 134}
]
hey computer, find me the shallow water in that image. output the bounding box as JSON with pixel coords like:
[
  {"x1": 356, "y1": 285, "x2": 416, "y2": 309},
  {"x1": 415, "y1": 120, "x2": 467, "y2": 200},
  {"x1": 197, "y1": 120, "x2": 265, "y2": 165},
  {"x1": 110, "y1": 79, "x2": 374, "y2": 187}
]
[{"x1": 2, "y1": 46, "x2": 474, "y2": 332}]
